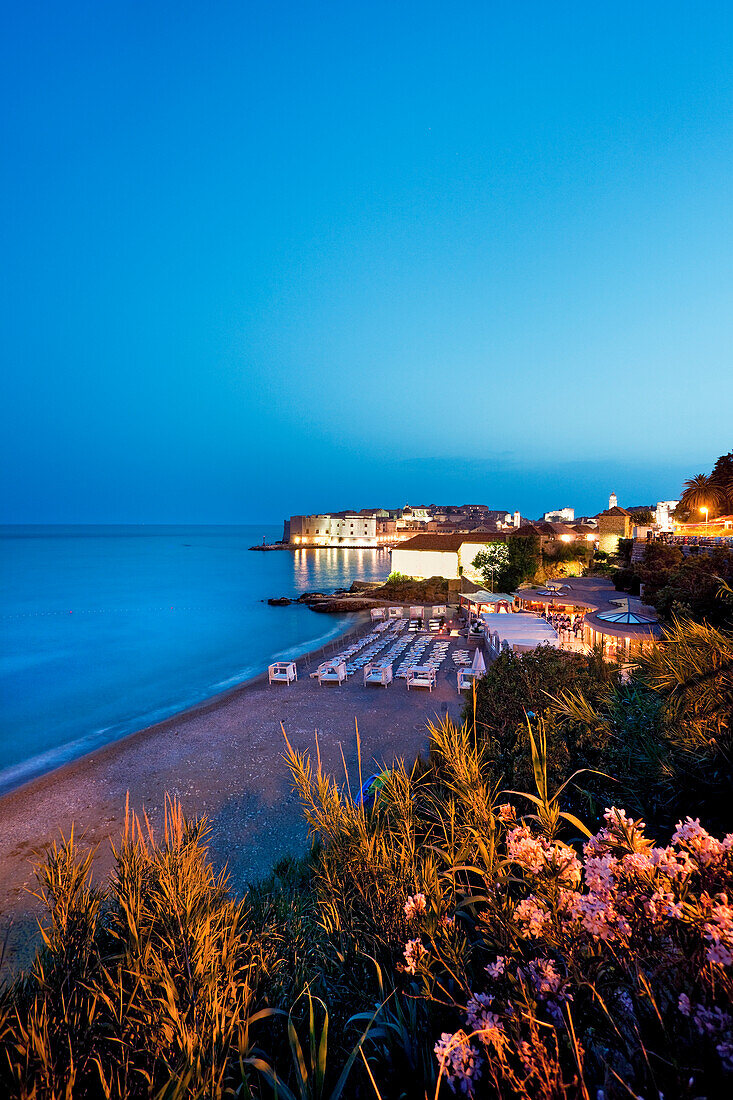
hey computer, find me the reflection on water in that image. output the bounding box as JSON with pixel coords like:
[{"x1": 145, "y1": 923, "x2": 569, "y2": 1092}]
[
  {"x1": 0, "y1": 528, "x2": 392, "y2": 788},
  {"x1": 292, "y1": 548, "x2": 391, "y2": 592}
]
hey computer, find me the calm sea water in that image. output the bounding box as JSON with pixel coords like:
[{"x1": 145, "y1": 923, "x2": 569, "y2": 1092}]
[{"x1": 0, "y1": 526, "x2": 390, "y2": 792}]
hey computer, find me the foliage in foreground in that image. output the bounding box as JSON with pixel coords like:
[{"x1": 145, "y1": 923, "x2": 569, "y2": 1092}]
[{"x1": 1, "y1": 612, "x2": 732, "y2": 1098}]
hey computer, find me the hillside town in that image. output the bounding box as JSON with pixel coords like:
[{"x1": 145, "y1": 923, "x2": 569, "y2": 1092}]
[
  {"x1": 275, "y1": 462, "x2": 733, "y2": 668},
  {"x1": 283, "y1": 492, "x2": 732, "y2": 561}
]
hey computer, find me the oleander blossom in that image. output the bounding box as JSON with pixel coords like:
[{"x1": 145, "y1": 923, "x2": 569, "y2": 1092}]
[
  {"x1": 702, "y1": 893, "x2": 733, "y2": 966},
  {"x1": 446, "y1": 808, "x2": 733, "y2": 1085},
  {"x1": 515, "y1": 896, "x2": 551, "y2": 937},
  {"x1": 506, "y1": 825, "x2": 582, "y2": 887},
  {"x1": 434, "y1": 1030, "x2": 483, "y2": 1096},
  {"x1": 403, "y1": 937, "x2": 428, "y2": 975},
  {"x1": 404, "y1": 892, "x2": 427, "y2": 921},
  {"x1": 682, "y1": 1002, "x2": 733, "y2": 1070},
  {"x1": 672, "y1": 818, "x2": 726, "y2": 866},
  {"x1": 497, "y1": 803, "x2": 516, "y2": 823}
]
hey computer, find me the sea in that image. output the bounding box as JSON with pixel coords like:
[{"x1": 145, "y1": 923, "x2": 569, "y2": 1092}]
[{"x1": 0, "y1": 525, "x2": 391, "y2": 794}]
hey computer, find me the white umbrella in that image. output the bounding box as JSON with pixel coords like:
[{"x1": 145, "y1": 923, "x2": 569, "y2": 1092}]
[{"x1": 472, "y1": 648, "x2": 486, "y2": 674}]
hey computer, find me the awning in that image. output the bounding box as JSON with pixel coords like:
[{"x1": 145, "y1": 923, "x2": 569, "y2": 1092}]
[
  {"x1": 460, "y1": 590, "x2": 516, "y2": 606},
  {"x1": 481, "y1": 611, "x2": 560, "y2": 651}
]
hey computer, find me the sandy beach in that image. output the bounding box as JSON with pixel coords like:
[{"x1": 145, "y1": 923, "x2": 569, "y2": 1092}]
[{"x1": 0, "y1": 615, "x2": 466, "y2": 975}]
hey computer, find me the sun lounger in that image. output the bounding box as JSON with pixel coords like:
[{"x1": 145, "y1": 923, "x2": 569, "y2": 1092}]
[{"x1": 268, "y1": 661, "x2": 297, "y2": 686}]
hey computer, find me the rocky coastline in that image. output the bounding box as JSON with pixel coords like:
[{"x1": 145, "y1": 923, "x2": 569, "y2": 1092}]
[{"x1": 268, "y1": 576, "x2": 459, "y2": 613}]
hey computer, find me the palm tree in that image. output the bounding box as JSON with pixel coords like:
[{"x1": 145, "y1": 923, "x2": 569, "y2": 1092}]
[{"x1": 679, "y1": 473, "x2": 724, "y2": 518}]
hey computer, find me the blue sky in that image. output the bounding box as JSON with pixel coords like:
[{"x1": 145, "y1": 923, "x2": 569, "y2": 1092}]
[{"x1": 2, "y1": 1, "x2": 732, "y2": 523}]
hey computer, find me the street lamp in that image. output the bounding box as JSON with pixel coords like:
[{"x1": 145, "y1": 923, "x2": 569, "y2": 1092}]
[{"x1": 700, "y1": 506, "x2": 709, "y2": 533}]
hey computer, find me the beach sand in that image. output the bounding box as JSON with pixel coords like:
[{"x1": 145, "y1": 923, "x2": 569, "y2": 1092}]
[{"x1": 0, "y1": 617, "x2": 467, "y2": 975}]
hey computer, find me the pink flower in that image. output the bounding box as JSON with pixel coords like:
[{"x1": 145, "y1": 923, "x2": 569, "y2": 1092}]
[
  {"x1": 678, "y1": 992, "x2": 691, "y2": 1017},
  {"x1": 703, "y1": 894, "x2": 733, "y2": 966},
  {"x1": 514, "y1": 896, "x2": 551, "y2": 937},
  {"x1": 403, "y1": 937, "x2": 428, "y2": 975},
  {"x1": 404, "y1": 892, "x2": 427, "y2": 920},
  {"x1": 506, "y1": 826, "x2": 582, "y2": 886},
  {"x1": 525, "y1": 957, "x2": 563, "y2": 998},
  {"x1": 497, "y1": 803, "x2": 516, "y2": 823},
  {"x1": 672, "y1": 818, "x2": 724, "y2": 867}
]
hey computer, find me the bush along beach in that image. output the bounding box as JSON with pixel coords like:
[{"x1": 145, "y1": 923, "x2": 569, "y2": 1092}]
[{"x1": 1, "y1": 602, "x2": 732, "y2": 1097}]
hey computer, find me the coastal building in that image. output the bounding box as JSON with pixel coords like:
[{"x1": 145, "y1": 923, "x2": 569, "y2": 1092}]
[
  {"x1": 573, "y1": 523, "x2": 599, "y2": 543},
  {"x1": 608, "y1": 492, "x2": 618, "y2": 510},
  {"x1": 396, "y1": 505, "x2": 432, "y2": 528},
  {"x1": 655, "y1": 500, "x2": 679, "y2": 530},
  {"x1": 544, "y1": 507, "x2": 575, "y2": 523},
  {"x1": 390, "y1": 532, "x2": 508, "y2": 580},
  {"x1": 596, "y1": 505, "x2": 632, "y2": 553},
  {"x1": 288, "y1": 513, "x2": 378, "y2": 547}
]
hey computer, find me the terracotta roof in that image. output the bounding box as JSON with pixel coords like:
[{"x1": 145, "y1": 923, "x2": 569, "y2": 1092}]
[
  {"x1": 396, "y1": 533, "x2": 506, "y2": 552},
  {"x1": 511, "y1": 521, "x2": 560, "y2": 537},
  {"x1": 511, "y1": 523, "x2": 544, "y2": 537},
  {"x1": 597, "y1": 506, "x2": 631, "y2": 517}
]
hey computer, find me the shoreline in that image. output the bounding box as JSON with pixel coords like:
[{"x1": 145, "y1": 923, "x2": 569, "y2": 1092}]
[
  {"x1": 0, "y1": 608, "x2": 464, "y2": 976},
  {"x1": 0, "y1": 612, "x2": 369, "y2": 801}
]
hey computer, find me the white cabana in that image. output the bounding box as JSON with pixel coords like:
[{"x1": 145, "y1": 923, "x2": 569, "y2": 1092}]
[
  {"x1": 370, "y1": 607, "x2": 386, "y2": 621},
  {"x1": 363, "y1": 661, "x2": 393, "y2": 687},
  {"x1": 481, "y1": 612, "x2": 560, "y2": 655},
  {"x1": 387, "y1": 606, "x2": 404, "y2": 619},
  {"x1": 406, "y1": 666, "x2": 437, "y2": 691},
  {"x1": 316, "y1": 659, "x2": 347, "y2": 686},
  {"x1": 410, "y1": 605, "x2": 424, "y2": 620},
  {"x1": 431, "y1": 604, "x2": 447, "y2": 618},
  {"x1": 268, "y1": 661, "x2": 297, "y2": 686},
  {"x1": 457, "y1": 668, "x2": 478, "y2": 693}
]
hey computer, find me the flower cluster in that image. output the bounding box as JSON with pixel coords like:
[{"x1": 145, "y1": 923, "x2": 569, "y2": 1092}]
[
  {"x1": 403, "y1": 937, "x2": 428, "y2": 975},
  {"x1": 510, "y1": 810, "x2": 733, "y2": 965},
  {"x1": 506, "y1": 824, "x2": 582, "y2": 887},
  {"x1": 434, "y1": 1030, "x2": 482, "y2": 1096},
  {"x1": 404, "y1": 892, "x2": 427, "y2": 920},
  {"x1": 433, "y1": 809, "x2": 733, "y2": 1096},
  {"x1": 465, "y1": 993, "x2": 505, "y2": 1048},
  {"x1": 679, "y1": 995, "x2": 733, "y2": 1072},
  {"x1": 520, "y1": 957, "x2": 573, "y2": 1024}
]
